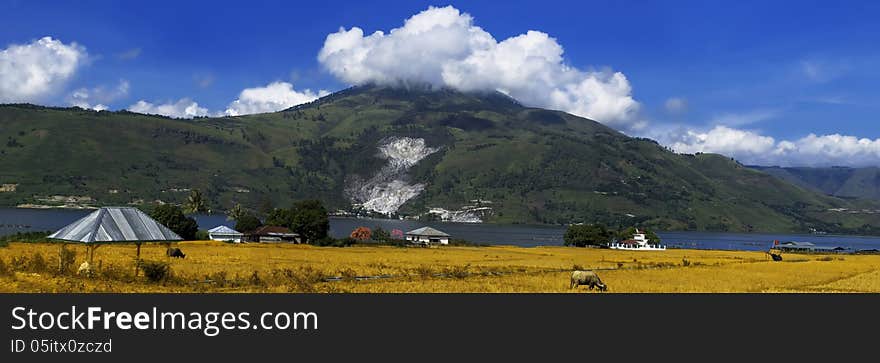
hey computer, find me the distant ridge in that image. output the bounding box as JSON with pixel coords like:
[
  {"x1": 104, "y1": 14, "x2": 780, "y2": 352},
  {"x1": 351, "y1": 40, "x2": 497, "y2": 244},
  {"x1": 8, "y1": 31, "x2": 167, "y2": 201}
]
[
  {"x1": 2, "y1": 85, "x2": 880, "y2": 234},
  {"x1": 750, "y1": 165, "x2": 880, "y2": 200}
]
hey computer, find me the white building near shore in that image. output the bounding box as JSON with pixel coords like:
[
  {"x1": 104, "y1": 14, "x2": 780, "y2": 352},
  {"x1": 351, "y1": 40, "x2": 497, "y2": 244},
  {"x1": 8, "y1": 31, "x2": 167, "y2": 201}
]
[
  {"x1": 405, "y1": 227, "x2": 450, "y2": 245},
  {"x1": 207, "y1": 225, "x2": 243, "y2": 243}
]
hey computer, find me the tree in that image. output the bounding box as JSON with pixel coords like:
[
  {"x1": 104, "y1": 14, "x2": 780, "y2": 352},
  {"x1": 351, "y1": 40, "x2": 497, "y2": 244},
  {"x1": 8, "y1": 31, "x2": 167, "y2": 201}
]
[
  {"x1": 235, "y1": 213, "x2": 263, "y2": 233},
  {"x1": 350, "y1": 227, "x2": 372, "y2": 241},
  {"x1": 564, "y1": 224, "x2": 611, "y2": 247},
  {"x1": 263, "y1": 200, "x2": 329, "y2": 244},
  {"x1": 258, "y1": 196, "x2": 275, "y2": 217},
  {"x1": 150, "y1": 204, "x2": 199, "y2": 240},
  {"x1": 290, "y1": 200, "x2": 330, "y2": 244},
  {"x1": 265, "y1": 208, "x2": 295, "y2": 227},
  {"x1": 372, "y1": 226, "x2": 391, "y2": 242},
  {"x1": 226, "y1": 203, "x2": 245, "y2": 221},
  {"x1": 184, "y1": 189, "x2": 208, "y2": 214},
  {"x1": 616, "y1": 227, "x2": 661, "y2": 244}
]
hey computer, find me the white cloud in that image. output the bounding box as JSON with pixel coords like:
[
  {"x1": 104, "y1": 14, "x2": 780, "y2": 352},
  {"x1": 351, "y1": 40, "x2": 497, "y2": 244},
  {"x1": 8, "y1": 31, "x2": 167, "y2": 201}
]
[
  {"x1": 0, "y1": 36, "x2": 87, "y2": 103},
  {"x1": 798, "y1": 59, "x2": 849, "y2": 83},
  {"x1": 224, "y1": 81, "x2": 329, "y2": 116},
  {"x1": 662, "y1": 125, "x2": 880, "y2": 167},
  {"x1": 318, "y1": 5, "x2": 641, "y2": 128},
  {"x1": 665, "y1": 126, "x2": 777, "y2": 162},
  {"x1": 67, "y1": 79, "x2": 129, "y2": 111},
  {"x1": 193, "y1": 73, "x2": 214, "y2": 88},
  {"x1": 116, "y1": 48, "x2": 141, "y2": 60},
  {"x1": 127, "y1": 98, "x2": 208, "y2": 119},
  {"x1": 710, "y1": 109, "x2": 778, "y2": 127},
  {"x1": 664, "y1": 97, "x2": 687, "y2": 114}
]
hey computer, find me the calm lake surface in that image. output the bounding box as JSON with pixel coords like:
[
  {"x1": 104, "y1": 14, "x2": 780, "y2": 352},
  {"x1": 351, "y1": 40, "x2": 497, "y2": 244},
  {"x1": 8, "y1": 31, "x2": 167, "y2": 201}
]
[{"x1": 3, "y1": 207, "x2": 880, "y2": 251}]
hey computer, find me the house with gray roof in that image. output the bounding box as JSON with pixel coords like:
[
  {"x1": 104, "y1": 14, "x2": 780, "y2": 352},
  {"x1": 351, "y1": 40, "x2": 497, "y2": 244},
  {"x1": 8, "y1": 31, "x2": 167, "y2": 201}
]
[
  {"x1": 207, "y1": 225, "x2": 243, "y2": 243},
  {"x1": 405, "y1": 226, "x2": 450, "y2": 245},
  {"x1": 775, "y1": 241, "x2": 847, "y2": 253}
]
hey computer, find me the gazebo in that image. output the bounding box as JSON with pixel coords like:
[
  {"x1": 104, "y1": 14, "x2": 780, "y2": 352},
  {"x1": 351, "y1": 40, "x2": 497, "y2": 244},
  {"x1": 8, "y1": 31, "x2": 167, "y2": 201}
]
[{"x1": 48, "y1": 207, "x2": 183, "y2": 275}]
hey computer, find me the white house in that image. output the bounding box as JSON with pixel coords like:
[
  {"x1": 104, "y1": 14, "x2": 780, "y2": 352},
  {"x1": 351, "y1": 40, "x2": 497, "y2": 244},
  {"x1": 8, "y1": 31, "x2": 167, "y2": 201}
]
[
  {"x1": 405, "y1": 227, "x2": 450, "y2": 245},
  {"x1": 207, "y1": 225, "x2": 243, "y2": 243}
]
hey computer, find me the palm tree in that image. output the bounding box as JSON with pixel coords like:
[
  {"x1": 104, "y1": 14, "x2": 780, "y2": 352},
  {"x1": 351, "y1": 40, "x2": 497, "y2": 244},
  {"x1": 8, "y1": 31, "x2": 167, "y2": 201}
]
[
  {"x1": 184, "y1": 189, "x2": 207, "y2": 214},
  {"x1": 226, "y1": 203, "x2": 244, "y2": 221}
]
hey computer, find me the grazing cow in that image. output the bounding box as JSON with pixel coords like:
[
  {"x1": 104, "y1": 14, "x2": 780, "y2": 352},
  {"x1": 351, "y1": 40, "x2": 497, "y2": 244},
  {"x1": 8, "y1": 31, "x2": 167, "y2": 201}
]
[
  {"x1": 166, "y1": 247, "x2": 186, "y2": 259},
  {"x1": 570, "y1": 270, "x2": 607, "y2": 291}
]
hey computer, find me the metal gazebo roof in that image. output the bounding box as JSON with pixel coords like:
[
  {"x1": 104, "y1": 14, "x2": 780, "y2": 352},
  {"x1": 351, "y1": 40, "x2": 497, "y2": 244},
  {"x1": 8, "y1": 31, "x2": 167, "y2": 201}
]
[{"x1": 49, "y1": 207, "x2": 183, "y2": 243}]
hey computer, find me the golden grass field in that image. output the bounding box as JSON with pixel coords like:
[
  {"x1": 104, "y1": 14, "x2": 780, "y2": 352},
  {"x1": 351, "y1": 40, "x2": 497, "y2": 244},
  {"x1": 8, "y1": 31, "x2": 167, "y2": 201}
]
[{"x1": 1, "y1": 241, "x2": 879, "y2": 293}]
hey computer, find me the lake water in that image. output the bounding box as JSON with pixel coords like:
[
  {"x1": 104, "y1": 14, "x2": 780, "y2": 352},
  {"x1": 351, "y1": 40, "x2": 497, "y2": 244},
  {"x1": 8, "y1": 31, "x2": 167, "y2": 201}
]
[{"x1": 3, "y1": 207, "x2": 880, "y2": 251}]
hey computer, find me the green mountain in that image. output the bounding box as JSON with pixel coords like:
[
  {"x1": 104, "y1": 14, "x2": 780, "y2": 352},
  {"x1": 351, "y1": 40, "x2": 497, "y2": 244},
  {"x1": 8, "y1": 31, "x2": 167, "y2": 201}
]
[
  {"x1": 750, "y1": 165, "x2": 880, "y2": 200},
  {"x1": 2, "y1": 85, "x2": 879, "y2": 234}
]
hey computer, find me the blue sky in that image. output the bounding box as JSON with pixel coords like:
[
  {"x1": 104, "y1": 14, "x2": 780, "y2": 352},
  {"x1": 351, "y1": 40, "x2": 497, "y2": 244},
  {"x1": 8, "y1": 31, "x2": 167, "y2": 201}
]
[{"x1": 2, "y1": 0, "x2": 880, "y2": 166}]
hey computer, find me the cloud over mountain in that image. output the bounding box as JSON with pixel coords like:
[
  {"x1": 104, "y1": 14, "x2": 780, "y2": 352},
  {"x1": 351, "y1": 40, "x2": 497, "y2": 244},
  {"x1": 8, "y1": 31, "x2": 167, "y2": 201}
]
[
  {"x1": 0, "y1": 36, "x2": 87, "y2": 103},
  {"x1": 127, "y1": 98, "x2": 208, "y2": 119},
  {"x1": 664, "y1": 125, "x2": 880, "y2": 167},
  {"x1": 67, "y1": 79, "x2": 130, "y2": 111},
  {"x1": 318, "y1": 5, "x2": 640, "y2": 128},
  {"x1": 224, "y1": 81, "x2": 329, "y2": 116}
]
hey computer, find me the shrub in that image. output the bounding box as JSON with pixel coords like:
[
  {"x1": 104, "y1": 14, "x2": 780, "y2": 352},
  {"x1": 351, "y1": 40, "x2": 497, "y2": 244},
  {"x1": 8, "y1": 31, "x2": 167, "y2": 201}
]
[
  {"x1": 337, "y1": 267, "x2": 358, "y2": 281},
  {"x1": 414, "y1": 265, "x2": 435, "y2": 278},
  {"x1": 30, "y1": 252, "x2": 48, "y2": 272},
  {"x1": 250, "y1": 271, "x2": 263, "y2": 286},
  {"x1": 140, "y1": 260, "x2": 170, "y2": 282},
  {"x1": 194, "y1": 230, "x2": 209, "y2": 241},
  {"x1": 271, "y1": 267, "x2": 325, "y2": 292},
  {"x1": 564, "y1": 224, "x2": 611, "y2": 247},
  {"x1": 572, "y1": 264, "x2": 585, "y2": 270},
  {"x1": 372, "y1": 227, "x2": 391, "y2": 242},
  {"x1": 58, "y1": 245, "x2": 77, "y2": 274},
  {"x1": 150, "y1": 204, "x2": 199, "y2": 240},
  {"x1": 682, "y1": 258, "x2": 691, "y2": 267},
  {"x1": 10, "y1": 255, "x2": 27, "y2": 271},
  {"x1": 350, "y1": 226, "x2": 372, "y2": 241},
  {"x1": 208, "y1": 271, "x2": 229, "y2": 286},
  {"x1": 98, "y1": 263, "x2": 129, "y2": 281},
  {"x1": 314, "y1": 237, "x2": 355, "y2": 247},
  {"x1": 0, "y1": 257, "x2": 9, "y2": 276},
  {"x1": 0, "y1": 231, "x2": 52, "y2": 245},
  {"x1": 444, "y1": 264, "x2": 470, "y2": 279},
  {"x1": 447, "y1": 239, "x2": 487, "y2": 247}
]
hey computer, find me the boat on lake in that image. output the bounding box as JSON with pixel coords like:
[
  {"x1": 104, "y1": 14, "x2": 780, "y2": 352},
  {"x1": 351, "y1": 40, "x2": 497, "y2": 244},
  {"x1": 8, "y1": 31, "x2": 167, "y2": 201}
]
[{"x1": 609, "y1": 229, "x2": 666, "y2": 251}]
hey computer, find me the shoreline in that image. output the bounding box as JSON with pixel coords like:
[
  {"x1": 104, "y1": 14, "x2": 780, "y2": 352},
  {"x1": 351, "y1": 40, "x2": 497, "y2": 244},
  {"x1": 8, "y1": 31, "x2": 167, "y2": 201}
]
[
  {"x1": 13, "y1": 204, "x2": 98, "y2": 210},
  {"x1": 3, "y1": 206, "x2": 879, "y2": 238},
  {"x1": 4, "y1": 240, "x2": 878, "y2": 255}
]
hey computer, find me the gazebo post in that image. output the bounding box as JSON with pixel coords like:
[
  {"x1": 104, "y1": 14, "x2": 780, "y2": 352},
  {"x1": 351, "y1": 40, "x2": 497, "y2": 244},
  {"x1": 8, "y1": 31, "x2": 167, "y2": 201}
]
[
  {"x1": 58, "y1": 243, "x2": 65, "y2": 273},
  {"x1": 134, "y1": 242, "x2": 142, "y2": 277}
]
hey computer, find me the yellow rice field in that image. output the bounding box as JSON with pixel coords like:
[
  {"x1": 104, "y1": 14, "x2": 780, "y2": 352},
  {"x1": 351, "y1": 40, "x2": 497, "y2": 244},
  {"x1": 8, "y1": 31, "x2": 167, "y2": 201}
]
[{"x1": 1, "y1": 241, "x2": 879, "y2": 293}]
